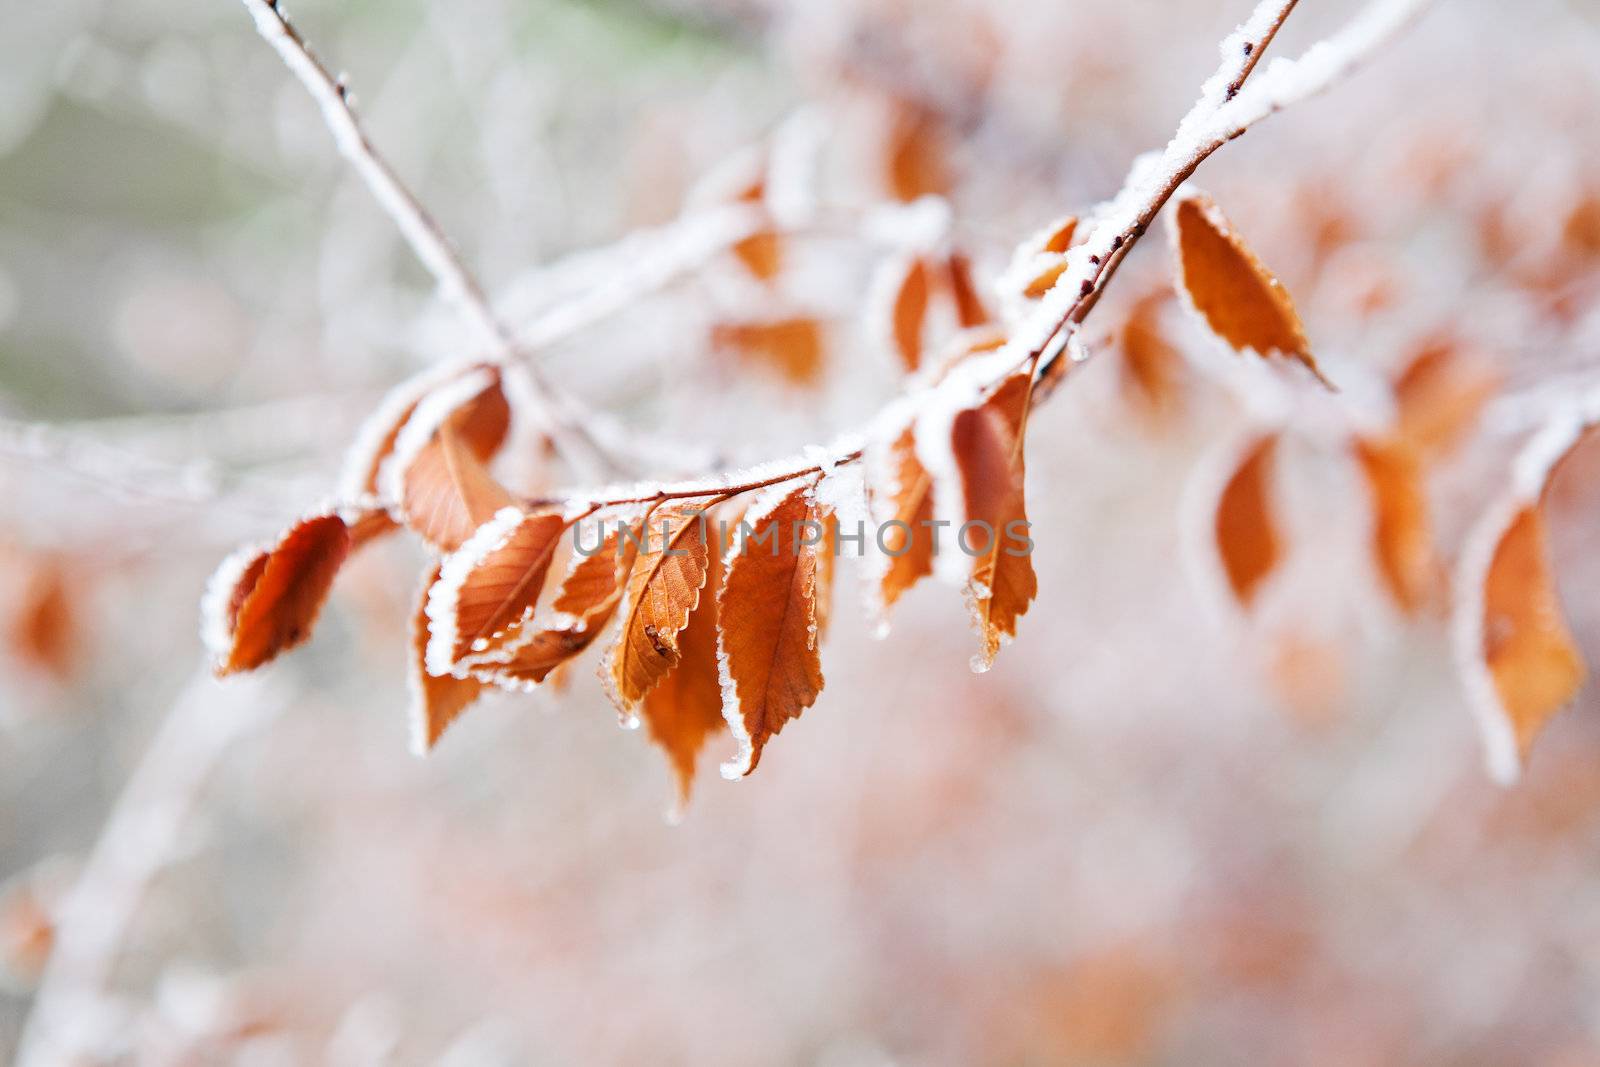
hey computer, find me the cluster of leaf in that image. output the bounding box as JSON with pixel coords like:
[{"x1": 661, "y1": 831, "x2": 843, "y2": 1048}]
[{"x1": 202, "y1": 161, "x2": 1596, "y2": 805}]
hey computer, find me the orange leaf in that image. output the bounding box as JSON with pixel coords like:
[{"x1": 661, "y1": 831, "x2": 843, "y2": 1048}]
[
  {"x1": 343, "y1": 363, "x2": 510, "y2": 547},
  {"x1": 885, "y1": 102, "x2": 947, "y2": 203},
  {"x1": 891, "y1": 258, "x2": 930, "y2": 372},
  {"x1": 1120, "y1": 293, "x2": 1183, "y2": 419},
  {"x1": 1214, "y1": 434, "x2": 1283, "y2": 609},
  {"x1": 1354, "y1": 436, "x2": 1437, "y2": 613},
  {"x1": 8, "y1": 556, "x2": 74, "y2": 679},
  {"x1": 475, "y1": 516, "x2": 641, "y2": 687},
  {"x1": 1012, "y1": 215, "x2": 1078, "y2": 300},
  {"x1": 1172, "y1": 193, "x2": 1328, "y2": 386},
  {"x1": 641, "y1": 518, "x2": 727, "y2": 810},
  {"x1": 607, "y1": 500, "x2": 715, "y2": 711},
  {"x1": 733, "y1": 229, "x2": 782, "y2": 282},
  {"x1": 409, "y1": 563, "x2": 484, "y2": 754},
  {"x1": 426, "y1": 507, "x2": 570, "y2": 671},
  {"x1": 719, "y1": 481, "x2": 826, "y2": 776},
  {"x1": 712, "y1": 318, "x2": 825, "y2": 386},
  {"x1": 1458, "y1": 412, "x2": 1597, "y2": 781},
  {"x1": 951, "y1": 372, "x2": 1038, "y2": 669},
  {"x1": 398, "y1": 423, "x2": 517, "y2": 553},
  {"x1": 1476, "y1": 505, "x2": 1586, "y2": 772},
  {"x1": 204, "y1": 513, "x2": 351, "y2": 675},
  {"x1": 1392, "y1": 339, "x2": 1499, "y2": 461},
  {"x1": 871, "y1": 424, "x2": 937, "y2": 618}
]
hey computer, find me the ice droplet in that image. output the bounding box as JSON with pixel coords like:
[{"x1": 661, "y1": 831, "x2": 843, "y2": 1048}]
[
  {"x1": 871, "y1": 619, "x2": 892, "y2": 641},
  {"x1": 969, "y1": 653, "x2": 992, "y2": 674},
  {"x1": 619, "y1": 713, "x2": 641, "y2": 732}
]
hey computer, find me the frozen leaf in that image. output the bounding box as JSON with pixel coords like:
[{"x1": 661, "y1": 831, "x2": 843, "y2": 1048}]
[
  {"x1": 712, "y1": 318, "x2": 825, "y2": 386},
  {"x1": 719, "y1": 481, "x2": 826, "y2": 777},
  {"x1": 1472, "y1": 505, "x2": 1586, "y2": 776},
  {"x1": 641, "y1": 518, "x2": 726, "y2": 809},
  {"x1": 204, "y1": 513, "x2": 350, "y2": 675},
  {"x1": 1214, "y1": 434, "x2": 1283, "y2": 609},
  {"x1": 475, "y1": 516, "x2": 640, "y2": 687},
  {"x1": 398, "y1": 422, "x2": 517, "y2": 553},
  {"x1": 409, "y1": 564, "x2": 483, "y2": 754},
  {"x1": 1354, "y1": 436, "x2": 1437, "y2": 613},
  {"x1": 426, "y1": 507, "x2": 569, "y2": 670},
  {"x1": 951, "y1": 371, "x2": 1037, "y2": 669},
  {"x1": 608, "y1": 499, "x2": 715, "y2": 710},
  {"x1": 1457, "y1": 409, "x2": 1598, "y2": 782},
  {"x1": 1172, "y1": 193, "x2": 1328, "y2": 387}
]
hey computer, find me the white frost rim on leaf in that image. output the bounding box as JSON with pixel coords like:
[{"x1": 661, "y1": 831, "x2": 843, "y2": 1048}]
[
  {"x1": 1451, "y1": 385, "x2": 1600, "y2": 784},
  {"x1": 378, "y1": 366, "x2": 499, "y2": 507},
  {"x1": 424, "y1": 505, "x2": 528, "y2": 678},
  {"x1": 199, "y1": 540, "x2": 269, "y2": 662},
  {"x1": 339, "y1": 359, "x2": 480, "y2": 500}
]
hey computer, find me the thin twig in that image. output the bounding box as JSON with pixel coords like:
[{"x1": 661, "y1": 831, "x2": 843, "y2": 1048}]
[
  {"x1": 237, "y1": 0, "x2": 615, "y2": 476},
  {"x1": 549, "y1": 0, "x2": 1431, "y2": 512}
]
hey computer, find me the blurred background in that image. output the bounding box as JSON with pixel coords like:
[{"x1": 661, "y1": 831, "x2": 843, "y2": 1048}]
[{"x1": 4, "y1": 0, "x2": 1600, "y2": 1062}]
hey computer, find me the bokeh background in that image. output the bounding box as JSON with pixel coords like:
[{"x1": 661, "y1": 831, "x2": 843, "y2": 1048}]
[{"x1": 4, "y1": 0, "x2": 1600, "y2": 1063}]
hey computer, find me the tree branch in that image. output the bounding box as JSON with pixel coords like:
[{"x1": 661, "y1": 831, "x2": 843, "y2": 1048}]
[{"x1": 236, "y1": 0, "x2": 616, "y2": 476}]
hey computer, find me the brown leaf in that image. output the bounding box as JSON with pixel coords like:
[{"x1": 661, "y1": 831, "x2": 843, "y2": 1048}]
[
  {"x1": 712, "y1": 318, "x2": 825, "y2": 386},
  {"x1": 1172, "y1": 193, "x2": 1328, "y2": 386},
  {"x1": 342, "y1": 363, "x2": 510, "y2": 547},
  {"x1": 871, "y1": 424, "x2": 937, "y2": 618},
  {"x1": 1354, "y1": 436, "x2": 1437, "y2": 613},
  {"x1": 1214, "y1": 434, "x2": 1283, "y2": 609},
  {"x1": 409, "y1": 563, "x2": 484, "y2": 754},
  {"x1": 733, "y1": 230, "x2": 782, "y2": 283},
  {"x1": 1018, "y1": 215, "x2": 1078, "y2": 299},
  {"x1": 608, "y1": 499, "x2": 715, "y2": 711},
  {"x1": 1478, "y1": 504, "x2": 1587, "y2": 769},
  {"x1": 426, "y1": 507, "x2": 570, "y2": 671},
  {"x1": 475, "y1": 516, "x2": 640, "y2": 687},
  {"x1": 205, "y1": 513, "x2": 351, "y2": 675},
  {"x1": 1393, "y1": 339, "x2": 1499, "y2": 461},
  {"x1": 891, "y1": 258, "x2": 930, "y2": 372},
  {"x1": 641, "y1": 519, "x2": 727, "y2": 810},
  {"x1": 398, "y1": 421, "x2": 517, "y2": 553},
  {"x1": 952, "y1": 371, "x2": 1038, "y2": 669},
  {"x1": 719, "y1": 481, "x2": 826, "y2": 776}
]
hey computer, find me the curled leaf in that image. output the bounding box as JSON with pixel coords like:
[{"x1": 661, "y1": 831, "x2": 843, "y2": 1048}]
[
  {"x1": 203, "y1": 513, "x2": 351, "y2": 675},
  {"x1": 607, "y1": 499, "x2": 715, "y2": 712},
  {"x1": 944, "y1": 252, "x2": 990, "y2": 328},
  {"x1": 719, "y1": 481, "x2": 826, "y2": 777},
  {"x1": 1172, "y1": 193, "x2": 1328, "y2": 387},
  {"x1": 1456, "y1": 408, "x2": 1598, "y2": 781},
  {"x1": 1120, "y1": 293, "x2": 1183, "y2": 420}
]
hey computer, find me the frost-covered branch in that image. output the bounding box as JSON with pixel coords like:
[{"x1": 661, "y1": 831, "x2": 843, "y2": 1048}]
[{"x1": 236, "y1": 0, "x2": 616, "y2": 475}]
